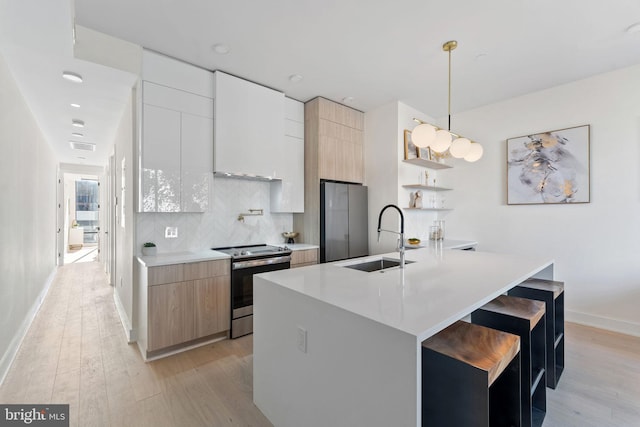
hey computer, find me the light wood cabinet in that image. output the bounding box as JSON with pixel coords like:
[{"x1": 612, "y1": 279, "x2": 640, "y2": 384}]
[
  {"x1": 291, "y1": 248, "x2": 319, "y2": 268},
  {"x1": 146, "y1": 259, "x2": 230, "y2": 352},
  {"x1": 194, "y1": 276, "x2": 230, "y2": 337},
  {"x1": 317, "y1": 112, "x2": 364, "y2": 183},
  {"x1": 148, "y1": 281, "x2": 195, "y2": 351},
  {"x1": 148, "y1": 263, "x2": 184, "y2": 286},
  {"x1": 294, "y1": 97, "x2": 364, "y2": 245}
]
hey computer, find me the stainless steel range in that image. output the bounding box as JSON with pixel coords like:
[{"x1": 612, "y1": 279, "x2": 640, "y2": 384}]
[{"x1": 213, "y1": 244, "x2": 292, "y2": 338}]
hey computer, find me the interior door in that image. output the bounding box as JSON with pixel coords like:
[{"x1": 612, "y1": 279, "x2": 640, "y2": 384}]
[
  {"x1": 109, "y1": 153, "x2": 116, "y2": 286},
  {"x1": 56, "y1": 169, "x2": 64, "y2": 266}
]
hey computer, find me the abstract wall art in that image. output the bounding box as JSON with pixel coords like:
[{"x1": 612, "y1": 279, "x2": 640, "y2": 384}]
[{"x1": 507, "y1": 125, "x2": 590, "y2": 205}]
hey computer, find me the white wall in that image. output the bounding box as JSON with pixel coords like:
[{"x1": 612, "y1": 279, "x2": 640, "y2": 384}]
[
  {"x1": 364, "y1": 101, "x2": 401, "y2": 254},
  {"x1": 0, "y1": 52, "x2": 58, "y2": 382},
  {"x1": 364, "y1": 101, "x2": 446, "y2": 254},
  {"x1": 136, "y1": 178, "x2": 293, "y2": 253},
  {"x1": 112, "y1": 90, "x2": 136, "y2": 340},
  {"x1": 442, "y1": 64, "x2": 640, "y2": 336}
]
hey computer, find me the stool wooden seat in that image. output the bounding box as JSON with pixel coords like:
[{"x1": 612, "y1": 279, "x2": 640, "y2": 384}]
[
  {"x1": 472, "y1": 295, "x2": 547, "y2": 427},
  {"x1": 422, "y1": 320, "x2": 521, "y2": 427},
  {"x1": 509, "y1": 278, "x2": 564, "y2": 389}
]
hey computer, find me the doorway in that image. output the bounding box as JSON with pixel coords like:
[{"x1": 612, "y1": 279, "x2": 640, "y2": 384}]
[{"x1": 63, "y1": 173, "x2": 100, "y2": 264}]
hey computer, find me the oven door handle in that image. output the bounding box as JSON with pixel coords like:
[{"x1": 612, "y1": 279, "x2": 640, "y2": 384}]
[{"x1": 233, "y1": 255, "x2": 291, "y2": 270}]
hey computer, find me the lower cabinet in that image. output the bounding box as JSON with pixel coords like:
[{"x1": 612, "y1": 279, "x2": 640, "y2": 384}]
[
  {"x1": 148, "y1": 281, "x2": 195, "y2": 351},
  {"x1": 194, "y1": 276, "x2": 230, "y2": 338},
  {"x1": 291, "y1": 248, "x2": 319, "y2": 268},
  {"x1": 147, "y1": 259, "x2": 230, "y2": 352}
]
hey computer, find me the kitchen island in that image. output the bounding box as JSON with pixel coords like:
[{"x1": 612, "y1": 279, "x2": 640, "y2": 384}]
[{"x1": 253, "y1": 247, "x2": 553, "y2": 427}]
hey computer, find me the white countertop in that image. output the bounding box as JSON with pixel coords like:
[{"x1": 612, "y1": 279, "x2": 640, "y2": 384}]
[
  {"x1": 138, "y1": 243, "x2": 317, "y2": 267},
  {"x1": 137, "y1": 250, "x2": 230, "y2": 267},
  {"x1": 405, "y1": 238, "x2": 477, "y2": 250},
  {"x1": 258, "y1": 247, "x2": 553, "y2": 341},
  {"x1": 280, "y1": 243, "x2": 319, "y2": 251}
]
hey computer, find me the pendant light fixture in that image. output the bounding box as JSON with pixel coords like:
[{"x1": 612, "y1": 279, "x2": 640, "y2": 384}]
[{"x1": 411, "y1": 40, "x2": 483, "y2": 162}]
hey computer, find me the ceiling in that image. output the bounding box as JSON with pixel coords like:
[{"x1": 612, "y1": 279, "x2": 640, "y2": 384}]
[{"x1": 3, "y1": 0, "x2": 640, "y2": 167}]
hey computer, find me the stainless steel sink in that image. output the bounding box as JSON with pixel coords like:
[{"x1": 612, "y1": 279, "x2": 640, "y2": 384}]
[{"x1": 341, "y1": 257, "x2": 414, "y2": 272}]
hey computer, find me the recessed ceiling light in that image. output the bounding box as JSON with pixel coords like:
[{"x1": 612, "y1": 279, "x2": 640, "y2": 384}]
[
  {"x1": 71, "y1": 132, "x2": 83, "y2": 138},
  {"x1": 72, "y1": 119, "x2": 85, "y2": 128},
  {"x1": 70, "y1": 103, "x2": 81, "y2": 108},
  {"x1": 626, "y1": 22, "x2": 640, "y2": 33},
  {"x1": 289, "y1": 74, "x2": 303, "y2": 83},
  {"x1": 342, "y1": 96, "x2": 355, "y2": 103},
  {"x1": 62, "y1": 71, "x2": 83, "y2": 83},
  {"x1": 212, "y1": 44, "x2": 230, "y2": 54}
]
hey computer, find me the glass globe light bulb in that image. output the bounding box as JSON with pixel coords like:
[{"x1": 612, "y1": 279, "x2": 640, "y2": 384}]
[
  {"x1": 464, "y1": 143, "x2": 484, "y2": 162},
  {"x1": 430, "y1": 130, "x2": 452, "y2": 153},
  {"x1": 412, "y1": 123, "x2": 436, "y2": 148},
  {"x1": 450, "y1": 137, "x2": 471, "y2": 158}
]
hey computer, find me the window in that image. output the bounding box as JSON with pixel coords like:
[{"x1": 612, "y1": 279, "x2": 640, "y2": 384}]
[{"x1": 75, "y1": 179, "x2": 99, "y2": 244}]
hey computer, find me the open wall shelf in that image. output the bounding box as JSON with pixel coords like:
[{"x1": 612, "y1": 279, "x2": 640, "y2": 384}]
[
  {"x1": 402, "y1": 184, "x2": 452, "y2": 192},
  {"x1": 404, "y1": 207, "x2": 453, "y2": 212},
  {"x1": 403, "y1": 158, "x2": 452, "y2": 170}
]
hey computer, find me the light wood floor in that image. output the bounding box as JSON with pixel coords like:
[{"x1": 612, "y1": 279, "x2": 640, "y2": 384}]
[{"x1": 1, "y1": 261, "x2": 639, "y2": 427}]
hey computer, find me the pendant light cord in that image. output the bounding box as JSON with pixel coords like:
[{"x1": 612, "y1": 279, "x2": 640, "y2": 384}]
[{"x1": 448, "y1": 47, "x2": 452, "y2": 132}]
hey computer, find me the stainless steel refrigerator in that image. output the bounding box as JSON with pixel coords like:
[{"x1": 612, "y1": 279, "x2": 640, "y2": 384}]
[{"x1": 320, "y1": 181, "x2": 369, "y2": 263}]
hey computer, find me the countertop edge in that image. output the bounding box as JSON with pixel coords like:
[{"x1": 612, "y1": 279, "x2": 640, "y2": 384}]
[
  {"x1": 258, "y1": 250, "x2": 554, "y2": 342},
  {"x1": 137, "y1": 250, "x2": 231, "y2": 267}
]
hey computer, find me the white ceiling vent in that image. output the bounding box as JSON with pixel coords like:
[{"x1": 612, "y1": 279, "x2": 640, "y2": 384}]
[{"x1": 69, "y1": 141, "x2": 96, "y2": 151}]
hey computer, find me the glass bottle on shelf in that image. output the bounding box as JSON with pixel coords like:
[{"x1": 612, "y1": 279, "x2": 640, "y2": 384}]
[{"x1": 434, "y1": 220, "x2": 445, "y2": 240}]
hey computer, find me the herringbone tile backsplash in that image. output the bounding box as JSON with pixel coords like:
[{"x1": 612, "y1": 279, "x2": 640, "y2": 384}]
[{"x1": 136, "y1": 176, "x2": 293, "y2": 254}]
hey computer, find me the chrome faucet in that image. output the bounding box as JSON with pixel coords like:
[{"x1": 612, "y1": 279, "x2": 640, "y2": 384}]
[{"x1": 377, "y1": 204, "x2": 406, "y2": 268}]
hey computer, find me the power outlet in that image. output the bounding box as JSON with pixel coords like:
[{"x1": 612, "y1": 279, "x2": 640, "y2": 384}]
[
  {"x1": 165, "y1": 226, "x2": 178, "y2": 238},
  {"x1": 297, "y1": 327, "x2": 307, "y2": 353}
]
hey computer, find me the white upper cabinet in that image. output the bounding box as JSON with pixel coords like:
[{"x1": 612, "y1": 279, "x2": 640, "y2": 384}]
[
  {"x1": 181, "y1": 112, "x2": 213, "y2": 212},
  {"x1": 140, "y1": 50, "x2": 214, "y2": 213},
  {"x1": 142, "y1": 50, "x2": 214, "y2": 96},
  {"x1": 213, "y1": 71, "x2": 285, "y2": 178},
  {"x1": 142, "y1": 103, "x2": 181, "y2": 212},
  {"x1": 271, "y1": 97, "x2": 304, "y2": 213}
]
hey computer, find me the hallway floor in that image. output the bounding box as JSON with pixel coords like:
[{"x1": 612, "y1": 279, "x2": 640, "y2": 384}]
[
  {"x1": 0, "y1": 261, "x2": 271, "y2": 427},
  {"x1": 64, "y1": 245, "x2": 98, "y2": 264},
  {"x1": 1, "y1": 261, "x2": 639, "y2": 426}
]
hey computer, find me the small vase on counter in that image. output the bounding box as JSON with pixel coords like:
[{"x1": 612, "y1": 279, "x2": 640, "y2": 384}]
[{"x1": 142, "y1": 242, "x2": 157, "y2": 256}]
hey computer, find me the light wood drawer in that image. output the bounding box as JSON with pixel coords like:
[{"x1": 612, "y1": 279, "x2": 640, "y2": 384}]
[
  {"x1": 148, "y1": 264, "x2": 184, "y2": 286},
  {"x1": 184, "y1": 259, "x2": 230, "y2": 281},
  {"x1": 291, "y1": 249, "x2": 318, "y2": 267}
]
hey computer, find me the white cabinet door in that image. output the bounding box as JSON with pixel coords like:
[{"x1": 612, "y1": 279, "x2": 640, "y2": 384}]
[
  {"x1": 271, "y1": 98, "x2": 304, "y2": 212},
  {"x1": 181, "y1": 113, "x2": 213, "y2": 212},
  {"x1": 142, "y1": 49, "x2": 214, "y2": 98},
  {"x1": 214, "y1": 71, "x2": 284, "y2": 178},
  {"x1": 142, "y1": 104, "x2": 181, "y2": 212},
  {"x1": 271, "y1": 135, "x2": 304, "y2": 212}
]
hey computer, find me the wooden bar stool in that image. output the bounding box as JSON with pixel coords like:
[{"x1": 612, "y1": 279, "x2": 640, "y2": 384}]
[
  {"x1": 422, "y1": 320, "x2": 521, "y2": 427},
  {"x1": 472, "y1": 295, "x2": 547, "y2": 427},
  {"x1": 508, "y1": 279, "x2": 564, "y2": 389}
]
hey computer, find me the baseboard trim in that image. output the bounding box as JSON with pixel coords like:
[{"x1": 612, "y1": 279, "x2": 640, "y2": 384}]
[
  {"x1": 0, "y1": 267, "x2": 57, "y2": 387},
  {"x1": 113, "y1": 291, "x2": 135, "y2": 343},
  {"x1": 566, "y1": 310, "x2": 640, "y2": 338}
]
